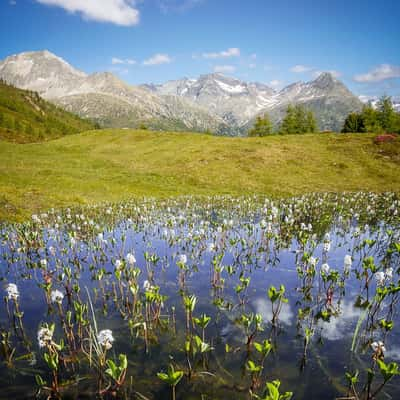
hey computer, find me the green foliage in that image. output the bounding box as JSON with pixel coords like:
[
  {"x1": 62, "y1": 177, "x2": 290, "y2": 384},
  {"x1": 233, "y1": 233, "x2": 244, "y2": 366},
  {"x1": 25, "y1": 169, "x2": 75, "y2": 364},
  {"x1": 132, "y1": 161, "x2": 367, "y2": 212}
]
[
  {"x1": 43, "y1": 351, "x2": 59, "y2": 371},
  {"x1": 253, "y1": 379, "x2": 293, "y2": 400},
  {"x1": 193, "y1": 314, "x2": 211, "y2": 329},
  {"x1": 0, "y1": 79, "x2": 96, "y2": 142},
  {"x1": 254, "y1": 339, "x2": 272, "y2": 357},
  {"x1": 268, "y1": 285, "x2": 288, "y2": 304},
  {"x1": 157, "y1": 364, "x2": 184, "y2": 387},
  {"x1": 342, "y1": 95, "x2": 400, "y2": 133},
  {"x1": 342, "y1": 112, "x2": 365, "y2": 133},
  {"x1": 377, "y1": 95, "x2": 397, "y2": 131},
  {"x1": 248, "y1": 114, "x2": 273, "y2": 136},
  {"x1": 105, "y1": 354, "x2": 128, "y2": 383},
  {"x1": 361, "y1": 104, "x2": 383, "y2": 133},
  {"x1": 279, "y1": 104, "x2": 318, "y2": 134},
  {"x1": 377, "y1": 359, "x2": 399, "y2": 383}
]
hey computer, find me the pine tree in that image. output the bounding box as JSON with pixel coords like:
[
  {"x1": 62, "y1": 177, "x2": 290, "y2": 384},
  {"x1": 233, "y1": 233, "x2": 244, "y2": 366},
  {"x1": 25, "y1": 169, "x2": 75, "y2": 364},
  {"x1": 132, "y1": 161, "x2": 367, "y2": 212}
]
[
  {"x1": 360, "y1": 105, "x2": 382, "y2": 133},
  {"x1": 376, "y1": 95, "x2": 396, "y2": 132},
  {"x1": 280, "y1": 105, "x2": 297, "y2": 134},
  {"x1": 248, "y1": 114, "x2": 273, "y2": 136},
  {"x1": 280, "y1": 105, "x2": 318, "y2": 134},
  {"x1": 306, "y1": 110, "x2": 318, "y2": 133},
  {"x1": 341, "y1": 112, "x2": 365, "y2": 133},
  {"x1": 294, "y1": 105, "x2": 307, "y2": 133}
]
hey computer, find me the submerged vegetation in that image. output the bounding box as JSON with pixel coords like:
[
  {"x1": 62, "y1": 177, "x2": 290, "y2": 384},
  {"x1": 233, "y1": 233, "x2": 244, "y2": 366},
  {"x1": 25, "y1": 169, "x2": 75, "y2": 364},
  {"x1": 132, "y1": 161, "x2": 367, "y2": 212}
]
[{"x1": 0, "y1": 192, "x2": 400, "y2": 399}]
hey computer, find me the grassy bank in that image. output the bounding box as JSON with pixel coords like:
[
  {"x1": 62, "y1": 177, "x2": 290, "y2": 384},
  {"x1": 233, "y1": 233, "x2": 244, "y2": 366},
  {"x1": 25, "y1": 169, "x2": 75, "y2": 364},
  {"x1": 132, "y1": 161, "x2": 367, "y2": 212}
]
[{"x1": 0, "y1": 129, "x2": 399, "y2": 221}]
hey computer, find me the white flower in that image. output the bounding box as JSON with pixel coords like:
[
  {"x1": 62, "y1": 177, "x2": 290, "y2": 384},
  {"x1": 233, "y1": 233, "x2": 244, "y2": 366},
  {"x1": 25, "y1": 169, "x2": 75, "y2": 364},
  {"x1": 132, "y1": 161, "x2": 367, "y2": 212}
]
[
  {"x1": 309, "y1": 257, "x2": 317, "y2": 267},
  {"x1": 178, "y1": 254, "x2": 187, "y2": 265},
  {"x1": 344, "y1": 255, "x2": 352, "y2": 267},
  {"x1": 37, "y1": 326, "x2": 53, "y2": 348},
  {"x1": 143, "y1": 280, "x2": 151, "y2": 290},
  {"x1": 97, "y1": 329, "x2": 114, "y2": 350},
  {"x1": 371, "y1": 341, "x2": 386, "y2": 354},
  {"x1": 40, "y1": 259, "x2": 47, "y2": 268},
  {"x1": 51, "y1": 289, "x2": 64, "y2": 304},
  {"x1": 126, "y1": 253, "x2": 136, "y2": 265},
  {"x1": 385, "y1": 267, "x2": 393, "y2": 280},
  {"x1": 207, "y1": 243, "x2": 216, "y2": 252},
  {"x1": 143, "y1": 280, "x2": 155, "y2": 292},
  {"x1": 5, "y1": 283, "x2": 19, "y2": 300},
  {"x1": 49, "y1": 246, "x2": 56, "y2": 257},
  {"x1": 375, "y1": 271, "x2": 385, "y2": 286},
  {"x1": 323, "y1": 241, "x2": 331, "y2": 252},
  {"x1": 115, "y1": 259, "x2": 122, "y2": 269},
  {"x1": 344, "y1": 255, "x2": 352, "y2": 273},
  {"x1": 321, "y1": 263, "x2": 330, "y2": 275}
]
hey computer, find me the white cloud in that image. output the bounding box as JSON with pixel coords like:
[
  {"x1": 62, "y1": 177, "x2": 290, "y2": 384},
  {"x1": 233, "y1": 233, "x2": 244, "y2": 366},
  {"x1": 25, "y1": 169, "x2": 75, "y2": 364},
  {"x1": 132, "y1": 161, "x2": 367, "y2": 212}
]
[
  {"x1": 9, "y1": 0, "x2": 17, "y2": 5},
  {"x1": 253, "y1": 298, "x2": 294, "y2": 326},
  {"x1": 290, "y1": 64, "x2": 314, "y2": 73},
  {"x1": 143, "y1": 53, "x2": 172, "y2": 66},
  {"x1": 312, "y1": 70, "x2": 342, "y2": 79},
  {"x1": 317, "y1": 300, "x2": 360, "y2": 341},
  {"x1": 354, "y1": 64, "x2": 400, "y2": 83},
  {"x1": 112, "y1": 57, "x2": 136, "y2": 65},
  {"x1": 250, "y1": 53, "x2": 257, "y2": 60},
  {"x1": 203, "y1": 47, "x2": 241, "y2": 59},
  {"x1": 35, "y1": 0, "x2": 140, "y2": 26},
  {"x1": 248, "y1": 63, "x2": 256, "y2": 69},
  {"x1": 358, "y1": 95, "x2": 377, "y2": 103},
  {"x1": 112, "y1": 57, "x2": 124, "y2": 65},
  {"x1": 213, "y1": 65, "x2": 236, "y2": 73}
]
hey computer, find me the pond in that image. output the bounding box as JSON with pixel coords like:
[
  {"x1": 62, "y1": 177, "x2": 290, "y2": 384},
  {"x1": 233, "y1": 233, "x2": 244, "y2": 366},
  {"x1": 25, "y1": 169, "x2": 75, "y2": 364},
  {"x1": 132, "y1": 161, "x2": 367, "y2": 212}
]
[{"x1": 0, "y1": 193, "x2": 399, "y2": 399}]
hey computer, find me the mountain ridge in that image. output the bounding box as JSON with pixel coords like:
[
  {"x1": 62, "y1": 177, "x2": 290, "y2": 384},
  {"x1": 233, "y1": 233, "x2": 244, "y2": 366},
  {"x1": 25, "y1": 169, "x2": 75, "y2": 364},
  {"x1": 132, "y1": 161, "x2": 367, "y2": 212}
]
[{"x1": 0, "y1": 50, "x2": 364, "y2": 134}]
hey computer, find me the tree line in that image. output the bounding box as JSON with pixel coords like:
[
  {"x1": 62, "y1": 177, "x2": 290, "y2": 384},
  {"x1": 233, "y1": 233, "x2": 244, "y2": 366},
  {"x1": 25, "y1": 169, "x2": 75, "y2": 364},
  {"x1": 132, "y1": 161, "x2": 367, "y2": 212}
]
[
  {"x1": 341, "y1": 96, "x2": 400, "y2": 133},
  {"x1": 248, "y1": 95, "x2": 400, "y2": 137},
  {"x1": 0, "y1": 79, "x2": 97, "y2": 141},
  {"x1": 248, "y1": 104, "x2": 318, "y2": 136}
]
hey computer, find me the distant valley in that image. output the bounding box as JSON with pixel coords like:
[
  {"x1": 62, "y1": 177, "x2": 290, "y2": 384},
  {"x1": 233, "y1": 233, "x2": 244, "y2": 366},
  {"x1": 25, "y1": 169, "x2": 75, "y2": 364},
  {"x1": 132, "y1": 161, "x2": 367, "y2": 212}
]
[{"x1": 0, "y1": 50, "x2": 365, "y2": 134}]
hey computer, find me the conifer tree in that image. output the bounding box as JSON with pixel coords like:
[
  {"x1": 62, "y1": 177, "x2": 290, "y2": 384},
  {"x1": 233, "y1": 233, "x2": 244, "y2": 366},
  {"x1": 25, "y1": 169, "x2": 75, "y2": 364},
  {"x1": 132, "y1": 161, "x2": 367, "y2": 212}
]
[{"x1": 248, "y1": 113, "x2": 273, "y2": 136}]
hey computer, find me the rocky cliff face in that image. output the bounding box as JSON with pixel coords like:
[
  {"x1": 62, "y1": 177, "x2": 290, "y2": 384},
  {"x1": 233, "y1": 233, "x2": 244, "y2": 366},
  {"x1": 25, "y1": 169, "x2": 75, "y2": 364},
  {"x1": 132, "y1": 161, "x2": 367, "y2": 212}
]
[{"x1": 0, "y1": 51, "x2": 363, "y2": 134}]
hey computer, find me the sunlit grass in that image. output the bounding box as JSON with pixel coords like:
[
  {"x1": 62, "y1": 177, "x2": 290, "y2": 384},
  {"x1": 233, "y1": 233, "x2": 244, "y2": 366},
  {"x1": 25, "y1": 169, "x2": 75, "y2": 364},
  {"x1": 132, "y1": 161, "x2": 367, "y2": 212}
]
[{"x1": 0, "y1": 129, "x2": 399, "y2": 221}]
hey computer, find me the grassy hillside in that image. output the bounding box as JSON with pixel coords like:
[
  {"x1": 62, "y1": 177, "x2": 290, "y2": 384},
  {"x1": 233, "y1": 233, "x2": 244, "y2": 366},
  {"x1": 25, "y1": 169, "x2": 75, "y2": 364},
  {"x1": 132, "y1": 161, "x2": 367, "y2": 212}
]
[
  {"x1": 0, "y1": 80, "x2": 97, "y2": 143},
  {"x1": 0, "y1": 129, "x2": 399, "y2": 221}
]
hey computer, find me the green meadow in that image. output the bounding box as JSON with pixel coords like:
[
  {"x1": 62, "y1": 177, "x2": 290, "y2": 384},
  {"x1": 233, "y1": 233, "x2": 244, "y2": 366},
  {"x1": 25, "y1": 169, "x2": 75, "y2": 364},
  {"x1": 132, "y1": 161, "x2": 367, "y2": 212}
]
[{"x1": 0, "y1": 129, "x2": 399, "y2": 221}]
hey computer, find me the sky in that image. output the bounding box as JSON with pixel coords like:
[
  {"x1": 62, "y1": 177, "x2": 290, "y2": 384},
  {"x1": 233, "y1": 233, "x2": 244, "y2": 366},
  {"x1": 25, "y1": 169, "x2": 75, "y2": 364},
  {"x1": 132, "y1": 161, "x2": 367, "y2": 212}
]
[{"x1": 0, "y1": 0, "x2": 399, "y2": 98}]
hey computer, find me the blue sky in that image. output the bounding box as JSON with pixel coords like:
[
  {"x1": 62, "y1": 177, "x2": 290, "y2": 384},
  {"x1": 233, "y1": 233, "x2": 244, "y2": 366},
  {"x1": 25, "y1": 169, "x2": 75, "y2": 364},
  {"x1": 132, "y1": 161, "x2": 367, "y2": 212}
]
[{"x1": 1, "y1": 0, "x2": 399, "y2": 97}]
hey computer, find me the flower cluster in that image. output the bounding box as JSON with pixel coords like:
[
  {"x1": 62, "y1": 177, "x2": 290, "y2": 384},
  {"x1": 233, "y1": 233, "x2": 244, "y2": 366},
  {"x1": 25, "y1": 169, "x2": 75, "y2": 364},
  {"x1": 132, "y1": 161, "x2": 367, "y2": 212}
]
[
  {"x1": 51, "y1": 289, "x2": 64, "y2": 304},
  {"x1": 126, "y1": 253, "x2": 136, "y2": 265},
  {"x1": 97, "y1": 329, "x2": 114, "y2": 350},
  {"x1": 5, "y1": 283, "x2": 19, "y2": 300},
  {"x1": 38, "y1": 326, "x2": 54, "y2": 348}
]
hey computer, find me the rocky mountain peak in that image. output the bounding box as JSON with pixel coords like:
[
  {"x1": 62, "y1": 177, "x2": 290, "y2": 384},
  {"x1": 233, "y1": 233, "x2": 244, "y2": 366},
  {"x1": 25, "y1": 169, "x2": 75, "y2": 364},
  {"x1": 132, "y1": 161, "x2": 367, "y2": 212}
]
[{"x1": 0, "y1": 50, "x2": 364, "y2": 134}]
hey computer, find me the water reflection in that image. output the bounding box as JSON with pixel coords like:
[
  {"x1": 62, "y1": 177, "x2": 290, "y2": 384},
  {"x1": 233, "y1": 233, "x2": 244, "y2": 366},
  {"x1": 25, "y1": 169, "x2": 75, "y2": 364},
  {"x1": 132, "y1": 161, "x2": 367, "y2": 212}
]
[{"x1": 0, "y1": 193, "x2": 399, "y2": 399}]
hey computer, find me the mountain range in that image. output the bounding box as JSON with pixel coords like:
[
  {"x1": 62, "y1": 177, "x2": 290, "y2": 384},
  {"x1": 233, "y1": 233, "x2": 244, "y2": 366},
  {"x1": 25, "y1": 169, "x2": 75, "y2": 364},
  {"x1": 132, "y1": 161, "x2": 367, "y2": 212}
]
[{"x1": 0, "y1": 50, "x2": 364, "y2": 134}]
